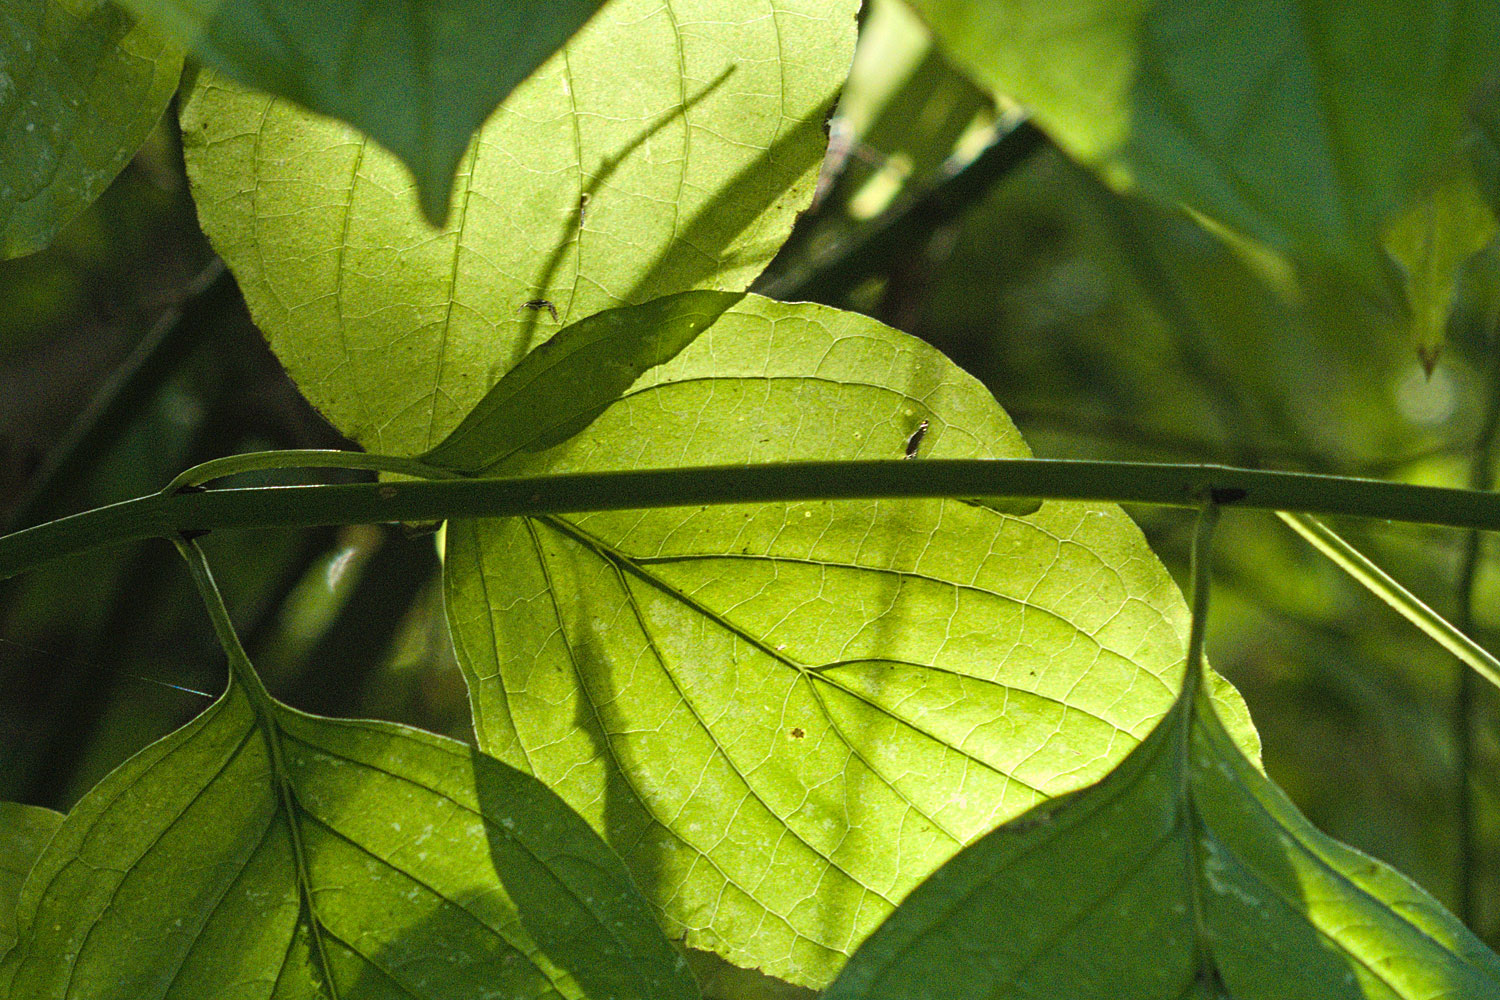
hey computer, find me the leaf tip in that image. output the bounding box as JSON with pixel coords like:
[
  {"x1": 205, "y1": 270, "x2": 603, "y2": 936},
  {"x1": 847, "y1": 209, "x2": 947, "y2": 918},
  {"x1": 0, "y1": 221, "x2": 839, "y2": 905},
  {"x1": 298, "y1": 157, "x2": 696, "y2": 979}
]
[
  {"x1": 1417, "y1": 341, "x2": 1443, "y2": 377},
  {"x1": 418, "y1": 176, "x2": 455, "y2": 229}
]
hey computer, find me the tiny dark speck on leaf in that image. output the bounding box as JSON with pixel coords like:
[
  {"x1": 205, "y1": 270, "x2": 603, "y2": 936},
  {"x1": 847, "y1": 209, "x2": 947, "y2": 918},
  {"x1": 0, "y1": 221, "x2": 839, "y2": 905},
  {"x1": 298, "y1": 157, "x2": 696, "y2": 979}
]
[
  {"x1": 518, "y1": 299, "x2": 559, "y2": 321},
  {"x1": 905, "y1": 419, "x2": 929, "y2": 459},
  {"x1": 789, "y1": 727, "x2": 805, "y2": 739}
]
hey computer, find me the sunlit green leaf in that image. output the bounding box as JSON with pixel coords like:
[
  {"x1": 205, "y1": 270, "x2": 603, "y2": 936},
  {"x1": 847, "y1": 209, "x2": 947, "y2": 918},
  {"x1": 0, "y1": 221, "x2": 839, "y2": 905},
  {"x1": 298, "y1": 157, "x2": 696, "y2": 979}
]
[
  {"x1": 179, "y1": 0, "x2": 858, "y2": 456},
  {"x1": 905, "y1": 0, "x2": 1500, "y2": 288},
  {"x1": 423, "y1": 290, "x2": 745, "y2": 475},
  {"x1": 0, "y1": 0, "x2": 183, "y2": 259},
  {"x1": 0, "y1": 682, "x2": 699, "y2": 1000},
  {"x1": 0, "y1": 802, "x2": 61, "y2": 959},
  {"x1": 115, "y1": 0, "x2": 607, "y2": 225},
  {"x1": 822, "y1": 639, "x2": 1500, "y2": 999},
  {"x1": 443, "y1": 293, "x2": 1259, "y2": 987}
]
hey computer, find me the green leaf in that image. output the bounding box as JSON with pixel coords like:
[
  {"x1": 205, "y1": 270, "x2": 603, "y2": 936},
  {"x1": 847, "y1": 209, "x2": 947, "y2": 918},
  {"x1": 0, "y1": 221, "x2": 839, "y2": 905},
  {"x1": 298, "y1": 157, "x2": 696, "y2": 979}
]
[
  {"x1": 114, "y1": 0, "x2": 608, "y2": 225},
  {"x1": 423, "y1": 290, "x2": 745, "y2": 474},
  {"x1": 0, "y1": 803, "x2": 62, "y2": 959},
  {"x1": 443, "y1": 293, "x2": 1259, "y2": 987},
  {"x1": 421, "y1": 289, "x2": 1037, "y2": 520},
  {"x1": 0, "y1": 681, "x2": 699, "y2": 1000},
  {"x1": 179, "y1": 0, "x2": 858, "y2": 456},
  {"x1": 1381, "y1": 154, "x2": 1498, "y2": 373},
  {"x1": 0, "y1": 0, "x2": 183, "y2": 259},
  {"x1": 904, "y1": 0, "x2": 1500, "y2": 288},
  {"x1": 821, "y1": 637, "x2": 1500, "y2": 998}
]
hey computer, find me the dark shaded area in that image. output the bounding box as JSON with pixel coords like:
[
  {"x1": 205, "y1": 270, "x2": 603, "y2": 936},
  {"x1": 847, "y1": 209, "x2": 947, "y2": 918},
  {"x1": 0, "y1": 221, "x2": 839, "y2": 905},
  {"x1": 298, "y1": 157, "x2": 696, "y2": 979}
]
[{"x1": 0, "y1": 117, "x2": 461, "y2": 809}]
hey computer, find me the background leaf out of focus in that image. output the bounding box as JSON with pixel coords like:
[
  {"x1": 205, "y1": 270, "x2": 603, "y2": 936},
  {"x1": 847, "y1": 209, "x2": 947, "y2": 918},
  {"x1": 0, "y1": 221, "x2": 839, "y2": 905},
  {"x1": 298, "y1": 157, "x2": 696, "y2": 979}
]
[{"x1": 5, "y1": 0, "x2": 1500, "y2": 960}]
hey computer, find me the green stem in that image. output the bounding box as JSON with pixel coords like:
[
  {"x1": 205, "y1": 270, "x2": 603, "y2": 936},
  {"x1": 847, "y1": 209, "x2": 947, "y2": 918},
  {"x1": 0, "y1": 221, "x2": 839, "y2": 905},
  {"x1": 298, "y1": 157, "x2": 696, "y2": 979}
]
[
  {"x1": 164, "y1": 449, "x2": 459, "y2": 492},
  {"x1": 1277, "y1": 511, "x2": 1500, "y2": 693},
  {"x1": 1180, "y1": 501, "x2": 1221, "y2": 989},
  {"x1": 1184, "y1": 503, "x2": 1221, "y2": 708},
  {"x1": 1453, "y1": 336, "x2": 1500, "y2": 932},
  {"x1": 172, "y1": 536, "x2": 342, "y2": 997},
  {"x1": 170, "y1": 536, "x2": 276, "y2": 713},
  {"x1": 9, "y1": 457, "x2": 1500, "y2": 583}
]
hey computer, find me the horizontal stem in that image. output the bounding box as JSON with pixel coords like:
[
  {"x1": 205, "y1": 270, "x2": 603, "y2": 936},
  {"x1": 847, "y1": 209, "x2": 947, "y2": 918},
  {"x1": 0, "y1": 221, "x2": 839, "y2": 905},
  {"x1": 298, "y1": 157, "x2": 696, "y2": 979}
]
[{"x1": 3, "y1": 458, "x2": 1499, "y2": 582}]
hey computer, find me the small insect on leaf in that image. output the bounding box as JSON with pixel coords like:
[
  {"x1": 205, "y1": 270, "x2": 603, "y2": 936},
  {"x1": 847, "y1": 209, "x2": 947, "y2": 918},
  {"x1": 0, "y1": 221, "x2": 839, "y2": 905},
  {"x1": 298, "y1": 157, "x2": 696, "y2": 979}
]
[
  {"x1": 904, "y1": 419, "x2": 929, "y2": 459},
  {"x1": 518, "y1": 299, "x2": 559, "y2": 322}
]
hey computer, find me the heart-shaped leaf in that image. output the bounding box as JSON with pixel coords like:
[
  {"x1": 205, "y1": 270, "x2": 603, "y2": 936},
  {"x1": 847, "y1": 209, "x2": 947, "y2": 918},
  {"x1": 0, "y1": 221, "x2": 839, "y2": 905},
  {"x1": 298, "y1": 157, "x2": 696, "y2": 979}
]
[
  {"x1": 1382, "y1": 153, "x2": 1499, "y2": 372},
  {"x1": 179, "y1": 0, "x2": 858, "y2": 456},
  {"x1": 0, "y1": 681, "x2": 699, "y2": 1000},
  {"x1": 1, "y1": 0, "x2": 183, "y2": 259},
  {"x1": 442, "y1": 293, "x2": 1259, "y2": 986}
]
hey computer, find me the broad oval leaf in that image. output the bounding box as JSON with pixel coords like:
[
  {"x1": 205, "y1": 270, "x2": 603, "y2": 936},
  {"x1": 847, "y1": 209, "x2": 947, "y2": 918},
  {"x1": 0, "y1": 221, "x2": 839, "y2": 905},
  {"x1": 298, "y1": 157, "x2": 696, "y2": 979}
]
[
  {"x1": 0, "y1": 802, "x2": 61, "y2": 959},
  {"x1": 442, "y1": 293, "x2": 1258, "y2": 987},
  {"x1": 904, "y1": 0, "x2": 1500, "y2": 290},
  {"x1": 179, "y1": 0, "x2": 858, "y2": 456},
  {"x1": 822, "y1": 653, "x2": 1500, "y2": 999},
  {"x1": 0, "y1": 681, "x2": 699, "y2": 1000},
  {"x1": 1, "y1": 0, "x2": 183, "y2": 259},
  {"x1": 114, "y1": 0, "x2": 608, "y2": 226}
]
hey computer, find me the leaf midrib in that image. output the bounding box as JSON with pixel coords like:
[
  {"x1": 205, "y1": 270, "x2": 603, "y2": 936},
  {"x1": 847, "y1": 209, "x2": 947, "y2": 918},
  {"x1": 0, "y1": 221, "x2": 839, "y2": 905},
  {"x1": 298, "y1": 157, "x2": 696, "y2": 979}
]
[
  {"x1": 538, "y1": 514, "x2": 1082, "y2": 846},
  {"x1": 279, "y1": 717, "x2": 667, "y2": 995},
  {"x1": 547, "y1": 514, "x2": 1147, "y2": 776}
]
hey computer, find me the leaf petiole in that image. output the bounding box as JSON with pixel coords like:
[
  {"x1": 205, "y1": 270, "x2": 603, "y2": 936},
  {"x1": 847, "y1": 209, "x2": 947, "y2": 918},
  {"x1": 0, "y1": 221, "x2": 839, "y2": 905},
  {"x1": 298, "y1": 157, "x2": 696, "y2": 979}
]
[
  {"x1": 164, "y1": 448, "x2": 460, "y2": 493},
  {"x1": 171, "y1": 535, "x2": 343, "y2": 997}
]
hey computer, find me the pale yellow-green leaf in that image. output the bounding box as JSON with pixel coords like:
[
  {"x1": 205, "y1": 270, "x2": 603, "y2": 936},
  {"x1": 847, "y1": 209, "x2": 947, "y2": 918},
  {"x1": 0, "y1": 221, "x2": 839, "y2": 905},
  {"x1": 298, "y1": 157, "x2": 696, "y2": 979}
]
[
  {"x1": 442, "y1": 294, "x2": 1259, "y2": 987},
  {"x1": 180, "y1": 0, "x2": 858, "y2": 455},
  {"x1": 824, "y1": 640, "x2": 1500, "y2": 1000},
  {"x1": 0, "y1": 683, "x2": 699, "y2": 999}
]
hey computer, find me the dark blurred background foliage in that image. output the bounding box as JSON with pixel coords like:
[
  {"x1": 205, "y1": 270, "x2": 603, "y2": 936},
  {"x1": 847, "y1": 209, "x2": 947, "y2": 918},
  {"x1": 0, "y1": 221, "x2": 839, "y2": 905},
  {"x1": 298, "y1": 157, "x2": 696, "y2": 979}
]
[{"x1": 4, "y1": 0, "x2": 1499, "y2": 960}]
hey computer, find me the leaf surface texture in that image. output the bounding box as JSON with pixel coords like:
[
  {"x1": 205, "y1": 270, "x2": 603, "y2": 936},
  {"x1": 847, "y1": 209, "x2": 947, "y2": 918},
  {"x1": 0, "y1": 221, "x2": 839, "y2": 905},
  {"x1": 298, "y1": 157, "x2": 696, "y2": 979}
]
[
  {"x1": 0, "y1": 803, "x2": 61, "y2": 958},
  {"x1": 1, "y1": 0, "x2": 182, "y2": 258},
  {"x1": 0, "y1": 683, "x2": 697, "y2": 1000},
  {"x1": 179, "y1": 0, "x2": 858, "y2": 454},
  {"x1": 823, "y1": 652, "x2": 1500, "y2": 999},
  {"x1": 442, "y1": 294, "x2": 1258, "y2": 986}
]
